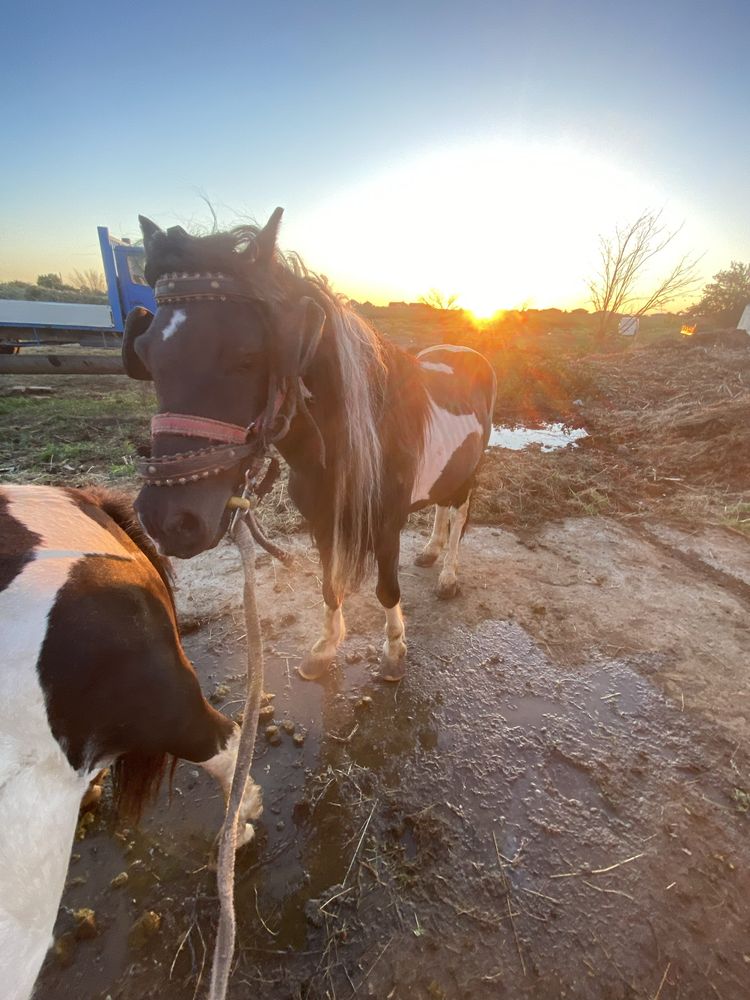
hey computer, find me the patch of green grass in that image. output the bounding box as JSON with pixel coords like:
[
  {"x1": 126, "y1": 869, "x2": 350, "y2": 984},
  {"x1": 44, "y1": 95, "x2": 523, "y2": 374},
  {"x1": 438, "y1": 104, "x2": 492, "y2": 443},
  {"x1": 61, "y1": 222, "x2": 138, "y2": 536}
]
[{"x1": 0, "y1": 387, "x2": 154, "y2": 485}]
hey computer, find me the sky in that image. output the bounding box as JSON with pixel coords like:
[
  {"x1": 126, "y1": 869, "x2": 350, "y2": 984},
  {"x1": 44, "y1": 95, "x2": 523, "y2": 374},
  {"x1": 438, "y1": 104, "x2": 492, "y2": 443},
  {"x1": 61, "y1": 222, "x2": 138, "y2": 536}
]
[{"x1": 1, "y1": 0, "x2": 748, "y2": 313}]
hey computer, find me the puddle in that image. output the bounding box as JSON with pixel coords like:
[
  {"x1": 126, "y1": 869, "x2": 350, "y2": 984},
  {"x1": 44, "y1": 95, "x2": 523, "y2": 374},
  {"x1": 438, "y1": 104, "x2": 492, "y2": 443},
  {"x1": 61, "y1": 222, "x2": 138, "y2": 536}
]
[{"x1": 488, "y1": 422, "x2": 588, "y2": 451}]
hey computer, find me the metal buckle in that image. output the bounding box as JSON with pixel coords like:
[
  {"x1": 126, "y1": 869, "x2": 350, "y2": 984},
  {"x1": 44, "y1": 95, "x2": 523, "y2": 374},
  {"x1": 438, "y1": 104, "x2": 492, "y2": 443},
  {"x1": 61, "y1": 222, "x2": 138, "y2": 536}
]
[{"x1": 228, "y1": 468, "x2": 259, "y2": 537}]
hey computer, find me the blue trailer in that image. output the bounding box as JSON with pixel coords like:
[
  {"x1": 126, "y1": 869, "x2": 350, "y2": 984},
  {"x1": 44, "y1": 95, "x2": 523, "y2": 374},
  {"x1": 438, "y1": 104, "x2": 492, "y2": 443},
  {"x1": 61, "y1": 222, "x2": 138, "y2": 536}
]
[{"x1": 0, "y1": 229, "x2": 155, "y2": 374}]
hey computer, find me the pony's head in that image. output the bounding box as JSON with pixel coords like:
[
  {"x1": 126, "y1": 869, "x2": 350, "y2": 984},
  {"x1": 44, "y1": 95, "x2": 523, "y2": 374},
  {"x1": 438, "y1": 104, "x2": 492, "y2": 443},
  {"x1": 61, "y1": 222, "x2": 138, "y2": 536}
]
[{"x1": 125, "y1": 209, "x2": 325, "y2": 557}]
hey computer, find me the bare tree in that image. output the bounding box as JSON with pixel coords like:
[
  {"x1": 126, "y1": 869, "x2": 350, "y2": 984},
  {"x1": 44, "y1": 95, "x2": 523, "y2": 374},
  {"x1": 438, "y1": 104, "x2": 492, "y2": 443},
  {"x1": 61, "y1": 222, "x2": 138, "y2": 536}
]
[
  {"x1": 419, "y1": 288, "x2": 461, "y2": 310},
  {"x1": 588, "y1": 210, "x2": 702, "y2": 337},
  {"x1": 71, "y1": 268, "x2": 106, "y2": 294}
]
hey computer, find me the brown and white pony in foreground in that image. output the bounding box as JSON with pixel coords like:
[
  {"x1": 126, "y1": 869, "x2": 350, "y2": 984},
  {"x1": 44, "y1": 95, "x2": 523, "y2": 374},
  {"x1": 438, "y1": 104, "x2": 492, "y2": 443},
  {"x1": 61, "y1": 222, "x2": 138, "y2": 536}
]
[
  {"x1": 126, "y1": 209, "x2": 496, "y2": 681},
  {"x1": 0, "y1": 485, "x2": 261, "y2": 1000}
]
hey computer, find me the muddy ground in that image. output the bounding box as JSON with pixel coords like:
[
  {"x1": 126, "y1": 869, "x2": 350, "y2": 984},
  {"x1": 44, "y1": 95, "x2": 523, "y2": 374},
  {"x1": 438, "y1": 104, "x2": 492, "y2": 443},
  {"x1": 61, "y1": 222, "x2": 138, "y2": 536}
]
[
  {"x1": 37, "y1": 516, "x2": 750, "y2": 1000},
  {"x1": 3, "y1": 338, "x2": 748, "y2": 997}
]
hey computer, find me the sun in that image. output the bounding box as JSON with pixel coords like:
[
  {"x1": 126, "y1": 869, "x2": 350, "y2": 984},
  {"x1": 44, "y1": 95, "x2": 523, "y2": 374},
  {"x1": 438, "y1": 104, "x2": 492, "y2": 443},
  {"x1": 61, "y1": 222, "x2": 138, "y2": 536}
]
[
  {"x1": 464, "y1": 299, "x2": 503, "y2": 322},
  {"x1": 289, "y1": 138, "x2": 692, "y2": 311}
]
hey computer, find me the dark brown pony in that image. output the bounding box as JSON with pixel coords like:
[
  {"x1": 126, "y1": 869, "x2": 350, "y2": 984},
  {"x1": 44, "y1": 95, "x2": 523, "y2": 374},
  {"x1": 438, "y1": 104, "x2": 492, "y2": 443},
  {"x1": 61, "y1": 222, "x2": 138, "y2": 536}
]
[{"x1": 126, "y1": 209, "x2": 495, "y2": 681}]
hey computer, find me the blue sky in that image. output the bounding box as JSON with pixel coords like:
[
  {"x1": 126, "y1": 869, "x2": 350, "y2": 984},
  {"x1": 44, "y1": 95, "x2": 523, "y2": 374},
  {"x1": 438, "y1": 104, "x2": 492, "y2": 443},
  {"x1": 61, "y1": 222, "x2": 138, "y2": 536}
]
[{"x1": 1, "y1": 0, "x2": 748, "y2": 309}]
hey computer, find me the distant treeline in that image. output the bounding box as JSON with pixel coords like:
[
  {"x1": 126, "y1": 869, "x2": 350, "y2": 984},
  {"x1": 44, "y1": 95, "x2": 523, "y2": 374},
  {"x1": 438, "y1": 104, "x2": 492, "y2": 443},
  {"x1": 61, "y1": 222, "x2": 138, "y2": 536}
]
[
  {"x1": 355, "y1": 301, "x2": 690, "y2": 355},
  {"x1": 0, "y1": 273, "x2": 108, "y2": 305}
]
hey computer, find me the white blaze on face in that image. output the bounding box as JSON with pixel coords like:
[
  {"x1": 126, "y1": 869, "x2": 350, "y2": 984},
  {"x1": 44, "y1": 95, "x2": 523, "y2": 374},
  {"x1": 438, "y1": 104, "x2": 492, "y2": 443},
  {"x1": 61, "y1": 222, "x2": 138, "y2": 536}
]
[
  {"x1": 411, "y1": 397, "x2": 483, "y2": 504},
  {"x1": 161, "y1": 308, "x2": 187, "y2": 341}
]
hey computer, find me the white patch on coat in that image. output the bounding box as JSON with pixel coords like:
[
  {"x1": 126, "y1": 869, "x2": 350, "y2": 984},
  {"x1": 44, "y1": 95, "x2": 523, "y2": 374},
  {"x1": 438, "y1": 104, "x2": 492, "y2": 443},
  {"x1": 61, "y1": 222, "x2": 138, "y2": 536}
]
[
  {"x1": 419, "y1": 361, "x2": 454, "y2": 374},
  {"x1": 200, "y1": 725, "x2": 263, "y2": 847},
  {"x1": 383, "y1": 602, "x2": 406, "y2": 659},
  {"x1": 411, "y1": 399, "x2": 483, "y2": 504},
  {"x1": 161, "y1": 308, "x2": 187, "y2": 341},
  {"x1": 0, "y1": 554, "x2": 97, "y2": 1000},
  {"x1": 310, "y1": 604, "x2": 345, "y2": 659},
  {"x1": 3, "y1": 486, "x2": 129, "y2": 559}
]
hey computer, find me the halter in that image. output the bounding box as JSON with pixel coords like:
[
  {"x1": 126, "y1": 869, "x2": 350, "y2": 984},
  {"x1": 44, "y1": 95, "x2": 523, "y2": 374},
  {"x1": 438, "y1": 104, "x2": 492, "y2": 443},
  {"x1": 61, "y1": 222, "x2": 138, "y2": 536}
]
[{"x1": 135, "y1": 271, "x2": 290, "y2": 487}]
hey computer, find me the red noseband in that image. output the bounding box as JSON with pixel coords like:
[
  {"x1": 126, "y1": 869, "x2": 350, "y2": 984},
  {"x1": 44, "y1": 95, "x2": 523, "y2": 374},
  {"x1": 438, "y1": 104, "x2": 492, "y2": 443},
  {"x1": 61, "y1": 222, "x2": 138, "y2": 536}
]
[
  {"x1": 135, "y1": 413, "x2": 260, "y2": 487},
  {"x1": 136, "y1": 393, "x2": 289, "y2": 487},
  {"x1": 150, "y1": 412, "x2": 253, "y2": 445}
]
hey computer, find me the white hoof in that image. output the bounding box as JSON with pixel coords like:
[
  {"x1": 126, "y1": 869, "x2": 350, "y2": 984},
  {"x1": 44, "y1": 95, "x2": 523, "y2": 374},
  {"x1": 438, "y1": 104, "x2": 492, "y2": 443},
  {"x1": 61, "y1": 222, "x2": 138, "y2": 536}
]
[
  {"x1": 235, "y1": 823, "x2": 256, "y2": 849},
  {"x1": 240, "y1": 780, "x2": 263, "y2": 825}
]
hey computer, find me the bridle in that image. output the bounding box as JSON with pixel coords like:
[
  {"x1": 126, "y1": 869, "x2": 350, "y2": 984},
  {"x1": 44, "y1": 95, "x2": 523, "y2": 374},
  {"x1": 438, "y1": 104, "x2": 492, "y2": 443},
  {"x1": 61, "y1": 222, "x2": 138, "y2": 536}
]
[{"x1": 135, "y1": 271, "x2": 294, "y2": 488}]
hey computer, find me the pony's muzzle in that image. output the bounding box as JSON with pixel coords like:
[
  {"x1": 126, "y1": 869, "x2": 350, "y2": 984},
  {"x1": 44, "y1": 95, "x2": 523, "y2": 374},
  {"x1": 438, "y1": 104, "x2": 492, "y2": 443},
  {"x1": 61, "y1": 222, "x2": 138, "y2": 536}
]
[{"x1": 135, "y1": 481, "x2": 231, "y2": 558}]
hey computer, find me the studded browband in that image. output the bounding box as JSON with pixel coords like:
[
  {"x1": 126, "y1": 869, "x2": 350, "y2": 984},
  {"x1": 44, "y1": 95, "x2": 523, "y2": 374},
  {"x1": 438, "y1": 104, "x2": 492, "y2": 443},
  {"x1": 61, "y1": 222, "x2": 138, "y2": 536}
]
[{"x1": 155, "y1": 271, "x2": 259, "y2": 305}]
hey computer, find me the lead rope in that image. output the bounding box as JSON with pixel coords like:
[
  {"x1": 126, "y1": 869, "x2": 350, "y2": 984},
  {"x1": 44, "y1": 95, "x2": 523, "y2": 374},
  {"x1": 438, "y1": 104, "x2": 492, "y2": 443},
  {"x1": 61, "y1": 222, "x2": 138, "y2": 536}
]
[{"x1": 207, "y1": 513, "x2": 265, "y2": 1000}]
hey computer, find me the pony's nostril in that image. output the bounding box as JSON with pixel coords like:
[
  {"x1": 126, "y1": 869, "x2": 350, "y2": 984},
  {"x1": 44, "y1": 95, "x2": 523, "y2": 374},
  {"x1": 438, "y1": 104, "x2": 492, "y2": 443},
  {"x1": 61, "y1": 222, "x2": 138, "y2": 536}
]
[{"x1": 170, "y1": 510, "x2": 202, "y2": 540}]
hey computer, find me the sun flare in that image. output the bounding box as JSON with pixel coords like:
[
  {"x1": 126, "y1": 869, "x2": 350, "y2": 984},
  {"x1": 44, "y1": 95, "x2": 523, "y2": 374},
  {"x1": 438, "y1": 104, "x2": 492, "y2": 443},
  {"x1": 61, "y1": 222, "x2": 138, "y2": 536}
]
[
  {"x1": 466, "y1": 302, "x2": 504, "y2": 323},
  {"x1": 290, "y1": 140, "x2": 696, "y2": 312}
]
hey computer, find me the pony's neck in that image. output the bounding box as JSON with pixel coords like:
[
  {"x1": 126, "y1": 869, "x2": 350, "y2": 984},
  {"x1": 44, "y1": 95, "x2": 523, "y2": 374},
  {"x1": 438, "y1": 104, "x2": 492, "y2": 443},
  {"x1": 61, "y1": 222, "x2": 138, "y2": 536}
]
[{"x1": 273, "y1": 314, "x2": 344, "y2": 474}]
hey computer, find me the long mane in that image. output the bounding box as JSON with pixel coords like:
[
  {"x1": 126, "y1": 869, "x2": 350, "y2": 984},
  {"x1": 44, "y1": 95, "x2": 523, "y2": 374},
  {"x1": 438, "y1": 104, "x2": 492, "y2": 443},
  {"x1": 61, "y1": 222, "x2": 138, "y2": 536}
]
[{"x1": 275, "y1": 252, "x2": 388, "y2": 594}]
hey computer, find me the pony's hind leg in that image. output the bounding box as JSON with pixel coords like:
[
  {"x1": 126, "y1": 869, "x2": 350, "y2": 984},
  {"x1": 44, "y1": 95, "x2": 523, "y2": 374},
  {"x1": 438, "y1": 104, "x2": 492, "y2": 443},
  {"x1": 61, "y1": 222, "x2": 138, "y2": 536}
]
[
  {"x1": 376, "y1": 527, "x2": 407, "y2": 682},
  {"x1": 436, "y1": 495, "x2": 471, "y2": 599},
  {"x1": 414, "y1": 505, "x2": 450, "y2": 567}
]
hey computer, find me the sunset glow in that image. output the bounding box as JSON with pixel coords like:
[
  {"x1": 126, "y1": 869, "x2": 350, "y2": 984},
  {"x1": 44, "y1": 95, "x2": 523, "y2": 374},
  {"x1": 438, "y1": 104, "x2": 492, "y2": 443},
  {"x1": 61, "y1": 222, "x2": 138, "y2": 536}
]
[
  {"x1": 2, "y1": 3, "x2": 745, "y2": 313},
  {"x1": 290, "y1": 140, "x2": 700, "y2": 313}
]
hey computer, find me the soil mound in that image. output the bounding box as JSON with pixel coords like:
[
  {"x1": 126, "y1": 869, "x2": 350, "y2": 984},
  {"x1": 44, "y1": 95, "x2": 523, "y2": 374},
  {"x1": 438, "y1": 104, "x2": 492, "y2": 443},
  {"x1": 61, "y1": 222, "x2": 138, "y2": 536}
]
[
  {"x1": 586, "y1": 342, "x2": 750, "y2": 488},
  {"x1": 473, "y1": 341, "x2": 750, "y2": 530}
]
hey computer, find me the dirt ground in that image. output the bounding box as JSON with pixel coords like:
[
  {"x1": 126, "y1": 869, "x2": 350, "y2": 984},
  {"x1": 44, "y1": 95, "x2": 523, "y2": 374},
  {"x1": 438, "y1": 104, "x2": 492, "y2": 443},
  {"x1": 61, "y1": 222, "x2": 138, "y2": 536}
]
[
  {"x1": 3, "y1": 336, "x2": 749, "y2": 998},
  {"x1": 37, "y1": 517, "x2": 750, "y2": 1000}
]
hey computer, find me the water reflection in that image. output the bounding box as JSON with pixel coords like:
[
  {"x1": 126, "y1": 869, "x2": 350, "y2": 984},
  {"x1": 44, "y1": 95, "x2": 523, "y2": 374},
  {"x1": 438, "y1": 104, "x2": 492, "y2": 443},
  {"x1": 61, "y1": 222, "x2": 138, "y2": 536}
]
[{"x1": 488, "y1": 422, "x2": 588, "y2": 451}]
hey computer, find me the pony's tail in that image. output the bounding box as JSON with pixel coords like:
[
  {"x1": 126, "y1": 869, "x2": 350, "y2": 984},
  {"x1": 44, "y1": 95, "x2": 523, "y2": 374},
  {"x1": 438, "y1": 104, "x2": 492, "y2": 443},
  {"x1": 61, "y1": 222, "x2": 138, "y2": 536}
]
[{"x1": 110, "y1": 751, "x2": 176, "y2": 823}]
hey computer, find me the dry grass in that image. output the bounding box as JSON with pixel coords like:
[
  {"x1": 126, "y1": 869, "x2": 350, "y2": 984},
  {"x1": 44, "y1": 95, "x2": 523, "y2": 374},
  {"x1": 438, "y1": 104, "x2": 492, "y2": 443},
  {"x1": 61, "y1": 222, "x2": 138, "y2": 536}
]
[
  {"x1": 1, "y1": 338, "x2": 748, "y2": 538},
  {"x1": 469, "y1": 340, "x2": 750, "y2": 533}
]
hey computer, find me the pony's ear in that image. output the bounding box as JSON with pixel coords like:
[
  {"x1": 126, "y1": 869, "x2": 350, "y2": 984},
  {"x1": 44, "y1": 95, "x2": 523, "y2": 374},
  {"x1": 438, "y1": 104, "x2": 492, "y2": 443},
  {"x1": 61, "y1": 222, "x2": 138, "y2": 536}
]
[
  {"x1": 254, "y1": 207, "x2": 284, "y2": 264},
  {"x1": 139, "y1": 216, "x2": 165, "y2": 254},
  {"x1": 166, "y1": 225, "x2": 190, "y2": 244},
  {"x1": 122, "y1": 307, "x2": 153, "y2": 381},
  {"x1": 273, "y1": 296, "x2": 325, "y2": 378}
]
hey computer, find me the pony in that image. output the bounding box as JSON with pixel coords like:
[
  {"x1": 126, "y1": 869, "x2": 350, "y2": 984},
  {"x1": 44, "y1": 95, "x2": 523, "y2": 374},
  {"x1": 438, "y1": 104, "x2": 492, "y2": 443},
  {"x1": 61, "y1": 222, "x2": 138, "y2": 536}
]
[
  {"x1": 0, "y1": 485, "x2": 261, "y2": 1000},
  {"x1": 125, "y1": 209, "x2": 496, "y2": 682}
]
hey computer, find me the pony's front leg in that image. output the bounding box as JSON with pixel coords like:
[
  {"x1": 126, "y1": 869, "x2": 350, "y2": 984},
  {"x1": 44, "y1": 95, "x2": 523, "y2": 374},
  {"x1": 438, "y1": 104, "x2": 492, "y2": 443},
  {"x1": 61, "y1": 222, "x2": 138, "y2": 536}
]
[
  {"x1": 437, "y1": 495, "x2": 471, "y2": 599},
  {"x1": 299, "y1": 599, "x2": 345, "y2": 680},
  {"x1": 376, "y1": 528, "x2": 407, "y2": 682},
  {"x1": 299, "y1": 548, "x2": 345, "y2": 680},
  {"x1": 200, "y1": 724, "x2": 263, "y2": 848}
]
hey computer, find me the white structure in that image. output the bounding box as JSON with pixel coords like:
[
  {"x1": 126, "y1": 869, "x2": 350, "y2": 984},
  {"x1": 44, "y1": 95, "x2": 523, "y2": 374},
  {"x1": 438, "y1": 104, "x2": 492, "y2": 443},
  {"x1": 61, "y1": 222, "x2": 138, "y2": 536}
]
[
  {"x1": 0, "y1": 299, "x2": 113, "y2": 330},
  {"x1": 737, "y1": 303, "x2": 750, "y2": 334},
  {"x1": 619, "y1": 316, "x2": 639, "y2": 337}
]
